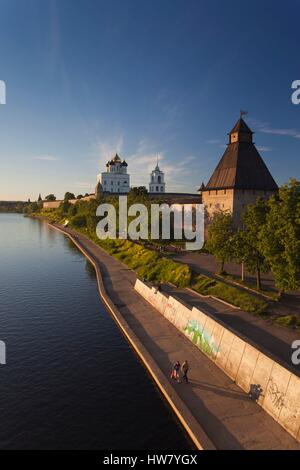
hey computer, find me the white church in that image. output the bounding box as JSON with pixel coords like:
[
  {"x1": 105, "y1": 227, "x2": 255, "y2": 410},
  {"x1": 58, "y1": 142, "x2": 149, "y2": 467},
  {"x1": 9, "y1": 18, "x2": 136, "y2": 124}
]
[
  {"x1": 97, "y1": 153, "x2": 130, "y2": 194},
  {"x1": 96, "y1": 153, "x2": 166, "y2": 194}
]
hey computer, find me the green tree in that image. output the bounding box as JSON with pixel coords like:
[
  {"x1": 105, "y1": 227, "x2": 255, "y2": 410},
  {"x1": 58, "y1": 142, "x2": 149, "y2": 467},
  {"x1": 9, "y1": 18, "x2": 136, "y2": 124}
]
[
  {"x1": 68, "y1": 205, "x2": 77, "y2": 217},
  {"x1": 45, "y1": 194, "x2": 56, "y2": 201},
  {"x1": 57, "y1": 200, "x2": 71, "y2": 216},
  {"x1": 38, "y1": 193, "x2": 42, "y2": 202},
  {"x1": 259, "y1": 179, "x2": 300, "y2": 292},
  {"x1": 206, "y1": 212, "x2": 235, "y2": 274},
  {"x1": 235, "y1": 198, "x2": 269, "y2": 290},
  {"x1": 64, "y1": 192, "x2": 75, "y2": 201},
  {"x1": 95, "y1": 182, "x2": 103, "y2": 203},
  {"x1": 72, "y1": 214, "x2": 87, "y2": 228},
  {"x1": 23, "y1": 201, "x2": 39, "y2": 214},
  {"x1": 130, "y1": 186, "x2": 148, "y2": 198}
]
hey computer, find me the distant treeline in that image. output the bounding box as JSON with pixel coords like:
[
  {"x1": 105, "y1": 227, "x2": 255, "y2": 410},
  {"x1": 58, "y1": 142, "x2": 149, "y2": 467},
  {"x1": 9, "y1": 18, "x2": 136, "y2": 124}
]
[{"x1": 0, "y1": 201, "x2": 29, "y2": 213}]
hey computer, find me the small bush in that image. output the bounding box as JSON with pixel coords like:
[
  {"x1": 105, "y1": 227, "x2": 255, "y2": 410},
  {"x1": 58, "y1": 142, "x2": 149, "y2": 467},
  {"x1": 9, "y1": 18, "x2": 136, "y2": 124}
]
[
  {"x1": 192, "y1": 274, "x2": 216, "y2": 294},
  {"x1": 273, "y1": 315, "x2": 300, "y2": 328},
  {"x1": 71, "y1": 215, "x2": 87, "y2": 228}
]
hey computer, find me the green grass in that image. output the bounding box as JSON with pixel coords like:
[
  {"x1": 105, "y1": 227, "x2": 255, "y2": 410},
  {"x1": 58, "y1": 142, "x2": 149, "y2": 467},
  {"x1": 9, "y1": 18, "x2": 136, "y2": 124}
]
[
  {"x1": 191, "y1": 273, "x2": 268, "y2": 315},
  {"x1": 34, "y1": 209, "x2": 268, "y2": 316},
  {"x1": 273, "y1": 315, "x2": 300, "y2": 329},
  {"x1": 220, "y1": 273, "x2": 280, "y2": 300},
  {"x1": 79, "y1": 229, "x2": 191, "y2": 288}
]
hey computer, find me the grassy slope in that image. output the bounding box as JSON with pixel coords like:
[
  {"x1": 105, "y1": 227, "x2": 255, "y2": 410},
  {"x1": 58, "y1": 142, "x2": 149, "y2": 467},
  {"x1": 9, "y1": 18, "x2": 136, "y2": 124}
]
[{"x1": 37, "y1": 208, "x2": 268, "y2": 315}]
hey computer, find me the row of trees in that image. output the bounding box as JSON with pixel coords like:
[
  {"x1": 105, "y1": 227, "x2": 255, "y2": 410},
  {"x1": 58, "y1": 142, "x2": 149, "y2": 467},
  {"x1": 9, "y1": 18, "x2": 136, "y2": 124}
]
[
  {"x1": 206, "y1": 179, "x2": 300, "y2": 293},
  {"x1": 38, "y1": 192, "x2": 92, "y2": 202},
  {"x1": 24, "y1": 191, "x2": 77, "y2": 214}
]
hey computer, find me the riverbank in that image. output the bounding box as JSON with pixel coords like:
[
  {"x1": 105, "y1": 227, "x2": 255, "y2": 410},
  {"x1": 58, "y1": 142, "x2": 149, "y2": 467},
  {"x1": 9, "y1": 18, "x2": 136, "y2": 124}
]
[
  {"x1": 29, "y1": 207, "x2": 269, "y2": 316},
  {"x1": 48, "y1": 221, "x2": 300, "y2": 450}
]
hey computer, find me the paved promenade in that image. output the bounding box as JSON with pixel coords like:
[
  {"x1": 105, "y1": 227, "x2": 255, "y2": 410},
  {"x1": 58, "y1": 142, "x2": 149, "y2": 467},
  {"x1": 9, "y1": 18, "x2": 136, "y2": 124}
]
[{"x1": 52, "y1": 224, "x2": 300, "y2": 450}]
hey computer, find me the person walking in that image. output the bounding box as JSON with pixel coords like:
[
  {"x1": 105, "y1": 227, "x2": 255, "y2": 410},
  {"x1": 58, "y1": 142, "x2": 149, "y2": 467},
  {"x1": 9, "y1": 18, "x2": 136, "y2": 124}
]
[
  {"x1": 181, "y1": 360, "x2": 189, "y2": 383},
  {"x1": 171, "y1": 361, "x2": 181, "y2": 382}
]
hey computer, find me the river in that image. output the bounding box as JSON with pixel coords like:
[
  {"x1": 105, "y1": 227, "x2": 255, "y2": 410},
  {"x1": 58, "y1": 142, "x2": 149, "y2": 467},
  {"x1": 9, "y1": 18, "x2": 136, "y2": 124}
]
[{"x1": 0, "y1": 214, "x2": 191, "y2": 450}]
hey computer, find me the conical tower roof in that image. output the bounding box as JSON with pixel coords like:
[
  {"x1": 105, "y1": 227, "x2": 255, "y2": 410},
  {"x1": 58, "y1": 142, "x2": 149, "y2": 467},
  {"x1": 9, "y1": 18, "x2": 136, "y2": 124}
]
[
  {"x1": 204, "y1": 118, "x2": 278, "y2": 191},
  {"x1": 229, "y1": 117, "x2": 253, "y2": 135}
]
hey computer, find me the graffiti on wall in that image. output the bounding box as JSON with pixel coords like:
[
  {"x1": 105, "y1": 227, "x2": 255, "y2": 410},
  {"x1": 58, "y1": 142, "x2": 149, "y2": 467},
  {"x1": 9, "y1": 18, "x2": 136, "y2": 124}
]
[
  {"x1": 268, "y1": 378, "x2": 285, "y2": 411},
  {"x1": 184, "y1": 319, "x2": 220, "y2": 357}
]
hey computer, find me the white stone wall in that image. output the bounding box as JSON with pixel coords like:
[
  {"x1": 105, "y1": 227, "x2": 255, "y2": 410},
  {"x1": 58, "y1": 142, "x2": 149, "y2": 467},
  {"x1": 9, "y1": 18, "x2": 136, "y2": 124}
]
[{"x1": 98, "y1": 170, "x2": 130, "y2": 193}]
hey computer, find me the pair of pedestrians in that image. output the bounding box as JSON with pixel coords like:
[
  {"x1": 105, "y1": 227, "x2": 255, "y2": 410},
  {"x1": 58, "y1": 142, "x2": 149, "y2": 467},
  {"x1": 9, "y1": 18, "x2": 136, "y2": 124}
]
[{"x1": 171, "y1": 360, "x2": 189, "y2": 384}]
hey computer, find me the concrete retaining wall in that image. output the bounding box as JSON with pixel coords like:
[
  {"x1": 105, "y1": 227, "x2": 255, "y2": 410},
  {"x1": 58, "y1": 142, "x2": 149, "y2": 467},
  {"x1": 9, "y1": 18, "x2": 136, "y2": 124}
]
[
  {"x1": 50, "y1": 226, "x2": 215, "y2": 450},
  {"x1": 134, "y1": 279, "x2": 300, "y2": 443}
]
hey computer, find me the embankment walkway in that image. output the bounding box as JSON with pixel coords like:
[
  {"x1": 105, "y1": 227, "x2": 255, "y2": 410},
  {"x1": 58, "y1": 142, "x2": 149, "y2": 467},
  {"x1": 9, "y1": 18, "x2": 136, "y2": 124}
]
[
  {"x1": 51, "y1": 223, "x2": 300, "y2": 450},
  {"x1": 163, "y1": 285, "x2": 300, "y2": 377}
]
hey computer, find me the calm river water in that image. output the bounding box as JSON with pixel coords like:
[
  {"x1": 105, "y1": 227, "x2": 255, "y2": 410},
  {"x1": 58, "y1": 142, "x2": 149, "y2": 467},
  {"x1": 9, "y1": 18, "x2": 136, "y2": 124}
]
[{"x1": 0, "y1": 214, "x2": 191, "y2": 450}]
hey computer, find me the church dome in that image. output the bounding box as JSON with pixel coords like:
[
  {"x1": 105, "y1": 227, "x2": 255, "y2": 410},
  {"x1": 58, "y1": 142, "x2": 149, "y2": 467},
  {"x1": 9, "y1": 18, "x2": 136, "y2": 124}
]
[
  {"x1": 121, "y1": 160, "x2": 128, "y2": 167},
  {"x1": 113, "y1": 153, "x2": 121, "y2": 162}
]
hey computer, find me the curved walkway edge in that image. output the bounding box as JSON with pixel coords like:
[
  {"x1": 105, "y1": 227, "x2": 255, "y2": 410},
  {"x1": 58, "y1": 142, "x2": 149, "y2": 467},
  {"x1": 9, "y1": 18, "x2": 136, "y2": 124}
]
[
  {"x1": 46, "y1": 222, "x2": 300, "y2": 450},
  {"x1": 49, "y1": 223, "x2": 215, "y2": 450}
]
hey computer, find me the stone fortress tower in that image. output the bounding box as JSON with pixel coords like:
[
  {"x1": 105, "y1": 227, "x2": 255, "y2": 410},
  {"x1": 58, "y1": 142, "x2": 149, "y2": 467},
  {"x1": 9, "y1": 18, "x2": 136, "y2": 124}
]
[
  {"x1": 149, "y1": 157, "x2": 166, "y2": 193},
  {"x1": 201, "y1": 117, "x2": 278, "y2": 224},
  {"x1": 97, "y1": 153, "x2": 130, "y2": 194}
]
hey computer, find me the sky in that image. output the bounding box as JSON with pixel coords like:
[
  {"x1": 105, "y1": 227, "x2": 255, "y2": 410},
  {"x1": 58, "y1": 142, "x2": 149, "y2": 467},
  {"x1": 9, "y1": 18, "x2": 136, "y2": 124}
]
[{"x1": 0, "y1": 0, "x2": 300, "y2": 201}]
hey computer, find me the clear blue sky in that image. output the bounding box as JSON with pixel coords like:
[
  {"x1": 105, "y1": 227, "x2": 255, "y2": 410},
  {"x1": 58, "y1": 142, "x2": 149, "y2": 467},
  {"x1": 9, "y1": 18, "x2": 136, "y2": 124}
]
[{"x1": 0, "y1": 0, "x2": 300, "y2": 200}]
